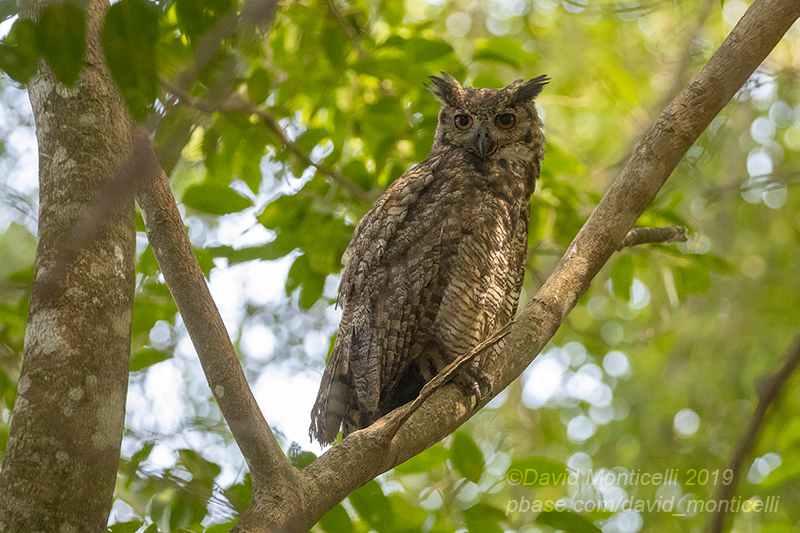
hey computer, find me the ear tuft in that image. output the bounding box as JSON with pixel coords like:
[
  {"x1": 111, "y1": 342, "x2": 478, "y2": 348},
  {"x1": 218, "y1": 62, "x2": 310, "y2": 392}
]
[
  {"x1": 425, "y1": 72, "x2": 465, "y2": 106},
  {"x1": 513, "y1": 74, "x2": 550, "y2": 102}
]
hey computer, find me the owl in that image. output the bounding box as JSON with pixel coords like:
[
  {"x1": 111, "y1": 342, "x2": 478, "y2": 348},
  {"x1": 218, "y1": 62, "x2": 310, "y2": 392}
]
[{"x1": 310, "y1": 73, "x2": 548, "y2": 445}]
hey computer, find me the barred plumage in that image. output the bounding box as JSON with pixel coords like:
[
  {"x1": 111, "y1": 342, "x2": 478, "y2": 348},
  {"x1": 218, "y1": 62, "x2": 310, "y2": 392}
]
[{"x1": 310, "y1": 73, "x2": 548, "y2": 445}]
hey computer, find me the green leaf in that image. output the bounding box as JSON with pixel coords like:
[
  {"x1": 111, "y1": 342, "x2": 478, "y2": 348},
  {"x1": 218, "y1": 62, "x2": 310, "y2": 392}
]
[
  {"x1": 674, "y1": 265, "x2": 711, "y2": 296},
  {"x1": 36, "y1": 3, "x2": 86, "y2": 86},
  {"x1": 506, "y1": 456, "x2": 569, "y2": 487},
  {"x1": 450, "y1": 432, "x2": 484, "y2": 483},
  {"x1": 762, "y1": 451, "x2": 800, "y2": 489},
  {"x1": 612, "y1": 255, "x2": 634, "y2": 301},
  {"x1": 290, "y1": 450, "x2": 316, "y2": 469},
  {"x1": 178, "y1": 449, "x2": 222, "y2": 486},
  {"x1": 388, "y1": 494, "x2": 427, "y2": 532},
  {"x1": 322, "y1": 21, "x2": 349, "y2": 67},
  {"x1": 405, "y1": 37, "x2": 453, "y2": 62},
  {"x1": 349, "y1": 480, "x2": 393, "y2": 532},
  {"x1": 102, "y1": 0, "x2": 159, "y2": 121},
  {"x1": 286, "y1": 254, "x2": 326, "y2": 308},
  {"x1": 247, "y1": 66, "x2": 272, "y2": 104},
  {"x1": 223, "y1": 474, "x2": 252, "y2": 513},
  {"x1": 297, "y1": 128, "x2": 330, "y2": 155},
  {"x1": 129, "y1": 441, "x2": 155, "y2": 472},
  {"x1": 536, "y1": 510, "x2": 602, "y2": 533},
  {"x1": 130, "y1": 347, "x2": 172, "y2": 372},
  {"x1": 343, "y1": 160, "x2": 372, "y2": 192},
  {"x1": 463, "y1": 502, "x2": 507, "y2": 532},
  {"x1": 394, "y1": 443, "x2": 447, "y2": 474},
  {"x1": 153, "y1": 109, "x2": 195, "y2": 173},
  {"x1": 0, "y1": 19, "x2": 39, "y2": 84},
  {"x1": 182, "y1": 183, "x2": 253, "y2": 215},
  {"x1": 204, "y1": 522, "x2": 237, "y2": 533},
  {"x1": 107, "y1": 520, "x2": 144, "y2": 533},
  {"x1": 381, "y1": 0, "x2": 403, "y2": 26},
  {"x1": 175, "y1": 0, "x2": 234, "y2": 42},
  {"x1": 779, "y1": 417, "x2": 800, "y2": 450},
  {"x1": 318, "y1": 504, "x2": 353, "y2": 533}
]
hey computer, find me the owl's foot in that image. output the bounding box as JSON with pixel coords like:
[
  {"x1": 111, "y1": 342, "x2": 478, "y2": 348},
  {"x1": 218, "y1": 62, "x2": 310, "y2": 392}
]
[{"x1": 453, "y1": 366, "x2": 493, "y2": 410}]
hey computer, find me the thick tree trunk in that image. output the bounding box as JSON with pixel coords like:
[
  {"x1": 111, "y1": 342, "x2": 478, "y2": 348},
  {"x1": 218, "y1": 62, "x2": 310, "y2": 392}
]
[{"x1": 0, "y1": 0, "x2": 136, "y2": 530}]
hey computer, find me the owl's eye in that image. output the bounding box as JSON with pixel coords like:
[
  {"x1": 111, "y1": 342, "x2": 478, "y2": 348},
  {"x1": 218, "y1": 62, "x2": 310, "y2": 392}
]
[
  {"x1": 454, "y1": 114, "x2": 473, "y2": 130},
  {"x1": 495, "y1": 113, "x2": 516, "y2": 129}
]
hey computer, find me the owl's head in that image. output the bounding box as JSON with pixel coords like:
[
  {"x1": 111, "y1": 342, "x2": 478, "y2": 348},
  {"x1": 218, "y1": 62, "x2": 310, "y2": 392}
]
[{"x1": 426, "y1": 73, "x2": 548, "y2": 162}]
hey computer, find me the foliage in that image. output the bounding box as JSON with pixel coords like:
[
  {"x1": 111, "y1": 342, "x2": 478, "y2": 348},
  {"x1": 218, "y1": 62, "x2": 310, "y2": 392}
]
[{"x1": 1, "y1": 0, "x2": 800, "y2": 531}]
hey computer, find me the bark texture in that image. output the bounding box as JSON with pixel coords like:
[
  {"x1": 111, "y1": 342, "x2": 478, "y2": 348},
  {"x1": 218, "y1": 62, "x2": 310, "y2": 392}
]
[{"x1": 0, "y1": 0, "x2": 136, "y2": 530}]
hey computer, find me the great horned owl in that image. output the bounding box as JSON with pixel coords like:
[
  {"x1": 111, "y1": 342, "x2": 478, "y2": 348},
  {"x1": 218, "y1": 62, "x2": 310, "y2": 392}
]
[{"x1": 310, "y1": 73, "x2": 548, "y2": 445}]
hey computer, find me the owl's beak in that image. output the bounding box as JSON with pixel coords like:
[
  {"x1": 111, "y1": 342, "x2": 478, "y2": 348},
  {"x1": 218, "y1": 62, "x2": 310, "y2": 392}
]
[{"x1": 476, "y1": 125, "x2": 495, "y2": 159}]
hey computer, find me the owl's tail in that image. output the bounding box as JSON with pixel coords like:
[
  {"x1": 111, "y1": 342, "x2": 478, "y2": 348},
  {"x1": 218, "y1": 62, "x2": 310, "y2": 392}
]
[{"x1": 310, "y1": 340, "x2": 354, "y2": 445}]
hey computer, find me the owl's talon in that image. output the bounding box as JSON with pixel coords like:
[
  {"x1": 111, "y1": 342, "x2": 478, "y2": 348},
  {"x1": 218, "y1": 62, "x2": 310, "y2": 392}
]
[{"x1": 453, "y1": 367, "x2": 493, "y2": 409}]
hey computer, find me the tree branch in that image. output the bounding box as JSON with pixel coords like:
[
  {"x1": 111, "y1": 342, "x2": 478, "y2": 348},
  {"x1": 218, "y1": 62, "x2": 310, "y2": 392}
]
[
  {"x1": 618, "y1": 225, "x2": 687, "y2": 250},
  {"x1": 133, "y1": 132, "x2": 299, "y2": 499},
  {"x1": 229, "y1": 0, "x2": 800, "y2": 530},
  {"x1": 707, "y1": 334, "x2": 800, "y2": 533}
]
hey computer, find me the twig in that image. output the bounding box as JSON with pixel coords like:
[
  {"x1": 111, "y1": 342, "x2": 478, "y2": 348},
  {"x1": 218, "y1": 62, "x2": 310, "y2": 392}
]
[
  {"x1": 161, "y1": 79, "x2": 373, "y2": 202},
  {"x1": 708, "y1": 334, "x2": 800, "y2": 533},
  {"x1": 617, "y1": 225, "x2": 687, "y2": 250}
]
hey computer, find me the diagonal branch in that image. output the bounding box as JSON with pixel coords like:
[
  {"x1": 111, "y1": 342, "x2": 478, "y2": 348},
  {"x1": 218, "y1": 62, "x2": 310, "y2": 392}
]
[
  {"x1": 133, "y1": 131, "x2": 298, "y2": 496},
  {"x1": 227, "y1": 0, "x2": 800, "y2": 531},
  {"x1": 707, "y1": 334, "x2": 800, "y2": 533}
]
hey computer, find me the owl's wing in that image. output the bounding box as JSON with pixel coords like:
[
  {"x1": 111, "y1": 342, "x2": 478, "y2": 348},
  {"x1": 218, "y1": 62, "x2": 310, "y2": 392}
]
[
  {"x1": 495, "y1": 200, "x2": 530, "y2": 328},
  {"x1": 310, "y1": 155, "x2": 459, "y2": 444}
]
